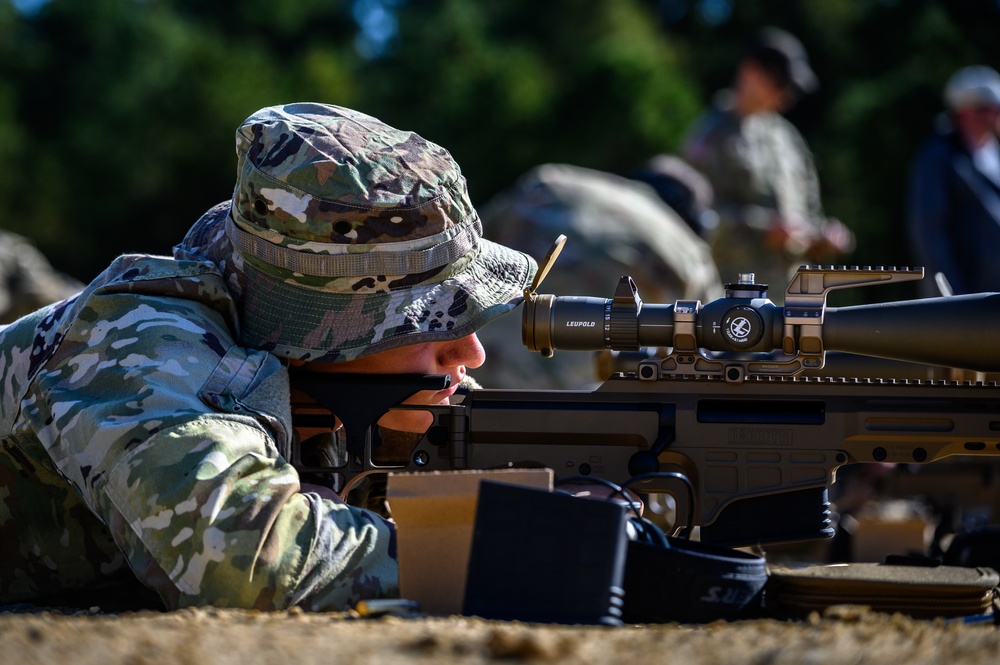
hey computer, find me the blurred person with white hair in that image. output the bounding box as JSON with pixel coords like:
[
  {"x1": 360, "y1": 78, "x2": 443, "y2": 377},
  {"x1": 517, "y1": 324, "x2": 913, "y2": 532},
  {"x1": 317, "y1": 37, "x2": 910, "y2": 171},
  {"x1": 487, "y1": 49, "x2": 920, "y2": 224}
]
[{"x1": 907, "y1": 65, "x2": 1000, "y2": 297}]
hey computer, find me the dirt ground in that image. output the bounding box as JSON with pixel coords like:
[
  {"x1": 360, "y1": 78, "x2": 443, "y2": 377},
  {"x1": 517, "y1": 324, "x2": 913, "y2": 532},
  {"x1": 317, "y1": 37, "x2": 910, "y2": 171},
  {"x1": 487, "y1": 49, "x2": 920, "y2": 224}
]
[
  {"x1": 4, "y1": 491, "x2": 998, "y2": 665},
  {"x1": 2, "y1": 605, "x2": 999, "y2": 665}
]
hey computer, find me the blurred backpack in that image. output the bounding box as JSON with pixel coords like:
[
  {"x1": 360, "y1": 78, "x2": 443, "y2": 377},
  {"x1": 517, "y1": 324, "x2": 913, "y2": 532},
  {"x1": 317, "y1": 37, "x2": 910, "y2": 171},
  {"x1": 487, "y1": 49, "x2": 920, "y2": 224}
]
[{"x1": 475, "y1": 162, "x2": 723, "y2": 390}]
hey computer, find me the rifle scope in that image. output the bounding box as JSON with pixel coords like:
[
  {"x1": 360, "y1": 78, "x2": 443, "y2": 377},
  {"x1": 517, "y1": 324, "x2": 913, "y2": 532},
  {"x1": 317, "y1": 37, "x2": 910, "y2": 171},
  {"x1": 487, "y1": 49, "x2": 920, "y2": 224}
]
[{"x1": 522, "y1": 276, "x2": 1000, "y2": 373}]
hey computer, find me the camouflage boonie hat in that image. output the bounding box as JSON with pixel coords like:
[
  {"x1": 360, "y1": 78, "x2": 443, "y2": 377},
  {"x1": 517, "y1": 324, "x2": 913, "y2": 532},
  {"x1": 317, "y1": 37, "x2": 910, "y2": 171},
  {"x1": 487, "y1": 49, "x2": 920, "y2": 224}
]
[{"x1": 175, "y1": 102, "x2": 537, "y2": 362}]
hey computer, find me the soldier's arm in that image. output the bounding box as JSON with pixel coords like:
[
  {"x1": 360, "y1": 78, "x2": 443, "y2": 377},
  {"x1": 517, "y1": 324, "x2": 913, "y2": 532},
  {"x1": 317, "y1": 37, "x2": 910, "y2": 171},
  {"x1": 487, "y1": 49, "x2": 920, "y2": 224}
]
[{"x1": 21, "y1": 275, "x2": 397, "y2": 611}]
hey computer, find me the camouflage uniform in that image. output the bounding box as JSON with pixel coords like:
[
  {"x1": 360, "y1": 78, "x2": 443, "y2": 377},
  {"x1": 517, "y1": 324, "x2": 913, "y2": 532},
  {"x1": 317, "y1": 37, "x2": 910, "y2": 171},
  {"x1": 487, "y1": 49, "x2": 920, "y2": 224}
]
[
  {"x1": 0, "y1": 230, "x2": 82, "y2": 324},
  {"x1": 0, "y1": 103, "x2": 535, "y2": 610},
  {"x1": 682, "y1": 93, "x2": 828, "y2": 300},
  {"x1": 474, "y1": 163, "x2": 723, "y2": 390}
]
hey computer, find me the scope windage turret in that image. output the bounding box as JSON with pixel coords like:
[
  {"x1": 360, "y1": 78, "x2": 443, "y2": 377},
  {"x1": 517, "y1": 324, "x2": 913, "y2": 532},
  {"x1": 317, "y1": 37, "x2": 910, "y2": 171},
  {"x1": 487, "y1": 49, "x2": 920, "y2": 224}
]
[{"x1": 521, "y1": 275, "x2": 1000, "y2": 373}]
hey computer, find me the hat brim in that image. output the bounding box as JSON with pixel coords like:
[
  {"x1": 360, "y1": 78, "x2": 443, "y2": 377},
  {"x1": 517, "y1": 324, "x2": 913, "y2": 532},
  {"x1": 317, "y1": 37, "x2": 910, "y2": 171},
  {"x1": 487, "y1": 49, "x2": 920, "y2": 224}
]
[{"x1": 176, "y1": 202, "x2": 537, "y2": 362}]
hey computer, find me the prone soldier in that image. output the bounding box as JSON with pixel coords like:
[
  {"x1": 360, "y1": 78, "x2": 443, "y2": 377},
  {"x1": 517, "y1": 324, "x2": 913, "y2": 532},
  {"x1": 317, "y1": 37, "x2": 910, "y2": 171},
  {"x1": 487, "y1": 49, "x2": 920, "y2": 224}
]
[{"x1": 0, "y1": 103, "x2": 537, "y2": 610}]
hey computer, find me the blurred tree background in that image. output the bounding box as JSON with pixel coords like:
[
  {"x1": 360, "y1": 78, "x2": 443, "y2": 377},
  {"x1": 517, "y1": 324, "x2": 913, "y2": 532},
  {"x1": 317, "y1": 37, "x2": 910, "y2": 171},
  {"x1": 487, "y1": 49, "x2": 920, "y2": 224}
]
[{"x1": 1, "y1": 0, "x2": 997, "y2": 302}]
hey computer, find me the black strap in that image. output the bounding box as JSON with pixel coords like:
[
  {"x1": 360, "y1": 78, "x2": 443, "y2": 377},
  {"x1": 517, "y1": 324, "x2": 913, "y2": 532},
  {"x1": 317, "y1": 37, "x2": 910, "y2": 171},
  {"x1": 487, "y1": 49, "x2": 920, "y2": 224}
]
[{"x1": 622, "y1": 537, "x2": 768, "y2": 623}]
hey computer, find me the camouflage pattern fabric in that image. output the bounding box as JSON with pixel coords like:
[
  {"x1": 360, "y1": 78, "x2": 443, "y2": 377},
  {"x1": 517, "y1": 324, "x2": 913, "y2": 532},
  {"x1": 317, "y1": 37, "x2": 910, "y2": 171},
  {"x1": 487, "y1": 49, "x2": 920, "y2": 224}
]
[
  {"x1": 0, "y1": 102, "x2": 537, "y2": 611},
  {"x1": 474, "y1": 164, "x2": 724, "y2": 390},
  {"x1": 0, "y1": 230, "x2": 83, "y2": 324},
  {"x1": 0, "y1": 255, "x2": 398, "y2": 609},
  {"x1": 682, "y1": 95, "x2": 828, "y2": 301},
  {"x1": 174, "y1": 103, "x2": 535, "y2": 364}
]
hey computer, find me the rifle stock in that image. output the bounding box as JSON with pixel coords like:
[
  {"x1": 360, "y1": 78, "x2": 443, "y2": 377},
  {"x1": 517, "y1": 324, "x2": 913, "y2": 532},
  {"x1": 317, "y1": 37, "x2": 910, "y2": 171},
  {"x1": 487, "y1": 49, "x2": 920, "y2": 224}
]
[
  {"x1": 291, "y1": 373, "x2": 1000, "y2": 546},
  {"x1": 289, "y1": 265, "x2": 1000, "y2": 547}
]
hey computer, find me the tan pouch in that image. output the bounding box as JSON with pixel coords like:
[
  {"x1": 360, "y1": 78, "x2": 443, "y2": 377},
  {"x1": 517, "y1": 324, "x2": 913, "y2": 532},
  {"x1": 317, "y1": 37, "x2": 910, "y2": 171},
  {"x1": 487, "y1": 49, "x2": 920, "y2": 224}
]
[{"x1": 766, "y1": 563, "x2": 999, "y2": 619}]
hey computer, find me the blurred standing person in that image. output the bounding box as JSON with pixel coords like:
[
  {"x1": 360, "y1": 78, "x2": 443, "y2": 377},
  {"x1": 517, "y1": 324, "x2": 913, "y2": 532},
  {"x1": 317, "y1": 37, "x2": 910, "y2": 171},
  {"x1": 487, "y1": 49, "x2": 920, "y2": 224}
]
[
  {"x1": 0, "y1": 230, "x2": 83, "y2": 324},
  {"x1": 907, "y1": 65, "x2": 1000, "y2": 297},
  {"x1": 682, "y1": 27, "x2": 853, "y2": 302},
  {"x1": 475, "y1": 162, "x2": 723, "y2": 390}
]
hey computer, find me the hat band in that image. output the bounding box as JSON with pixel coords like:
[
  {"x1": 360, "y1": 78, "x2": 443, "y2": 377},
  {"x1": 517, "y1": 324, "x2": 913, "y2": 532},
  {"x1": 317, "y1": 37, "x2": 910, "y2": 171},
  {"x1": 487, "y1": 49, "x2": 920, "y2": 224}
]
[{"x1": 226, "y1": 214, "x2": 482, "y2": 277}]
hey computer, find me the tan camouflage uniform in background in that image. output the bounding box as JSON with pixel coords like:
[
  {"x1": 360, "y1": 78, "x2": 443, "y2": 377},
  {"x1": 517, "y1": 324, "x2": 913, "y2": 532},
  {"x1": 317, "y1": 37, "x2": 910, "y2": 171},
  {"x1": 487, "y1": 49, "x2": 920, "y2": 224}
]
[
  {"x1": 682, "y1": 95, "x2": 828, "y2": 299},
  {"x1": 681, "y1": 28, "x2": 853, "y2": 303},
  {"x1": 0, "y1": 103, "x2": 535, "y2": 610},
  {"x1": 474, "y1": 163, "x2": 723, "y2": 390},
  {"x1": 0, "y1": 230, "x2": 82, "y2": 324}
]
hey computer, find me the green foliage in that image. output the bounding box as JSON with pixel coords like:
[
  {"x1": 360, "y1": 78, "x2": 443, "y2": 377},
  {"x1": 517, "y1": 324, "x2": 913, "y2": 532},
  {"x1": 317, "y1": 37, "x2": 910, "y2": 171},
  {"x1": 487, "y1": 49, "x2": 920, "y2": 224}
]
[
  {"x1": 3, "y1": 0, "x2": 360, "y2": 279},
  {"x1": 0, "y1": 0, "x2": 997, "y2": 303},
  {"x1": 359, "y1": 0, "x2": 698, "y2": 202}
]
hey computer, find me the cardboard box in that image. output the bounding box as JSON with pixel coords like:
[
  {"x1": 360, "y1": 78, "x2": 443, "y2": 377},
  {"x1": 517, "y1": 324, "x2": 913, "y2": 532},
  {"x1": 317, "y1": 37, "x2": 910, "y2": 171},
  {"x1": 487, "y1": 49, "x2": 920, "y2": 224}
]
[
  {"x1": 851, "y1": 515, "x2": 933, "y2": 563},
  {"x1": 386, "y1": 468, "x2": 553, "y2": 615}
]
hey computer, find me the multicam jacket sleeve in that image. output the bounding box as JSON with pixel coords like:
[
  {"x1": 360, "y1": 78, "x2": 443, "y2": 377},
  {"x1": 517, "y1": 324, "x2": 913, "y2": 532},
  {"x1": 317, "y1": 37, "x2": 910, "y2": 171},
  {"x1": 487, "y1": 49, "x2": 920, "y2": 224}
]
[
  {"x1": 682, "y1": 103, "x2": 826, "y2": 236},
  {"x1": 0, "y1": 255, "x2": 397, "y2": 610},
  {"x1": 682, "y1": 99, "x2": 829, "y2": 295}
]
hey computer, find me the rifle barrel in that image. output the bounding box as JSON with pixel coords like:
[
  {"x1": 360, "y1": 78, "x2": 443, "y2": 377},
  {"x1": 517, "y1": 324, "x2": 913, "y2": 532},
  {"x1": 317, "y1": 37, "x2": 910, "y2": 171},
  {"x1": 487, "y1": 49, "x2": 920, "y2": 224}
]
[{"x1": 824, "y1": 293, "x2": 1000, "y2": 372}]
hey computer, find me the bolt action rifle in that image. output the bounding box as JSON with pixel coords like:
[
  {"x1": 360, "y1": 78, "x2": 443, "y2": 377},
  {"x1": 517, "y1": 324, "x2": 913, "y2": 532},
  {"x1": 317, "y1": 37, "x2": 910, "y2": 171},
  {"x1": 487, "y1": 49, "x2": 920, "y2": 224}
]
[{"x1": 290, "y1": 237, "x2": 1000, "y2": 547}]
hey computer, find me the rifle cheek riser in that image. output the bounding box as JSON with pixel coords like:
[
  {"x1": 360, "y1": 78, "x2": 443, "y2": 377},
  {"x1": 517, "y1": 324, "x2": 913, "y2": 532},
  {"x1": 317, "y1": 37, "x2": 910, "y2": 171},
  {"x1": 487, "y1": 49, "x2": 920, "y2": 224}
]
[{"x1": 291, "y1": 264, "x2": 1000, "y2": 548}]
